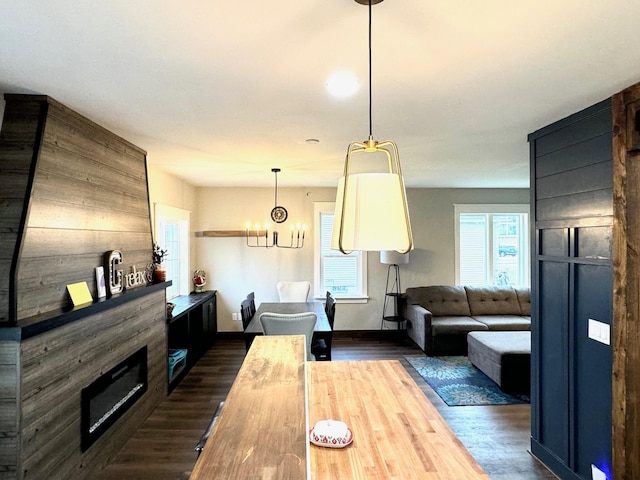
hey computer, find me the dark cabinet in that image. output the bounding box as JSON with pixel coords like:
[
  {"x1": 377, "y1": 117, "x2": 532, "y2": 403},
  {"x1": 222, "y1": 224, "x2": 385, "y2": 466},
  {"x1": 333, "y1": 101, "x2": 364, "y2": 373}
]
[{"x1": 167, "y1": 290, "x2": 217, "y2": 392}]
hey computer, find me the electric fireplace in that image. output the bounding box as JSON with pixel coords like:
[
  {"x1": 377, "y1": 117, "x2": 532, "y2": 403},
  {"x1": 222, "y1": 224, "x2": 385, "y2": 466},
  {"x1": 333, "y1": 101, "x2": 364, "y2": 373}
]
[{"x1": 81, "y1": 346, "x2": 148, "y2": 451}]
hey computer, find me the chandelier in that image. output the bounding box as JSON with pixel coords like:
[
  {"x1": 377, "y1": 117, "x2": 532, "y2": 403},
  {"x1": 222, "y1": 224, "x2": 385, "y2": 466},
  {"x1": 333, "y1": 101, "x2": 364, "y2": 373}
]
[
  {"x1": 245, "y1": 168, "x2": 306, "y2": 249},
  {"x1": 331, "y1": 0, "x2": 413, "y2": 255}
]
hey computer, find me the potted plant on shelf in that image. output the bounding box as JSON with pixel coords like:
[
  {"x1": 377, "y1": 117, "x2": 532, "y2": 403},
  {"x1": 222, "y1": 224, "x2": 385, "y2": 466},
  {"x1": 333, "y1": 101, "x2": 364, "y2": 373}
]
[{"x1": 152, "y1": 243, "x2": 168, "y2": 283}]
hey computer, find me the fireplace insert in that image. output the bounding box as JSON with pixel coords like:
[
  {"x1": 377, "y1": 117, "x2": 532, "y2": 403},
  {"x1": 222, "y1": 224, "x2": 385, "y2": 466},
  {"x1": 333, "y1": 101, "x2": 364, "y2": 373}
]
[{"x1": 81, "y1": 346, "x2": 148, "y2": 451}]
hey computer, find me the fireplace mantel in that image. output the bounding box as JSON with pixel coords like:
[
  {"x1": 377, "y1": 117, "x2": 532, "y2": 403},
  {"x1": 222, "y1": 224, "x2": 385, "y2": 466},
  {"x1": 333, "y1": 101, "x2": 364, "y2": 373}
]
[{"x1": 0, "y1": 281, "x2": 171, "y2": 341}]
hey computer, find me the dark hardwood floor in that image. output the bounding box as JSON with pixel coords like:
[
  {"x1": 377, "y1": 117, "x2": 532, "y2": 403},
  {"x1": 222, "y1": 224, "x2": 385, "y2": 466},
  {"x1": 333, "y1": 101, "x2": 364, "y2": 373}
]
[{"x1": 96, "y1": 332, "x2": 557, "y2": 480}]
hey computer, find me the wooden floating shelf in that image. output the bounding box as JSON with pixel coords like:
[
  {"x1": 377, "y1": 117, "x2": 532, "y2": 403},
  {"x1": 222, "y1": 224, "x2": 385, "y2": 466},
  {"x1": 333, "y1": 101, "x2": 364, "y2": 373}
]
[{"x1": 196, "y1": 230, "x2": 254, "y2": 237}]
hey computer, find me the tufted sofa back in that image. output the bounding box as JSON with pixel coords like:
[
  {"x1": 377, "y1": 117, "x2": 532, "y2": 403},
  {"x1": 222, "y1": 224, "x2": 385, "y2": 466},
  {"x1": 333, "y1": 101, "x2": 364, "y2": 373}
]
[
  {"x1": 404, "y1": 285, "x2": 531, "y2": 317},
  {"x1": 405, "y1": 285, "x2": 471, "y2": 316},
  {"x1": 464, "y1": 286, "x2": 523, "y2": 316}
]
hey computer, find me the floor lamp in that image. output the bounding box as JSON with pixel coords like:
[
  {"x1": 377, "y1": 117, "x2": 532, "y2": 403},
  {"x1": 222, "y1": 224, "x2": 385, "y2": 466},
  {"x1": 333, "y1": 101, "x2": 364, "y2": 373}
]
[{"x1": 380, "y1": 251, "x2": 410, "y2": 329}]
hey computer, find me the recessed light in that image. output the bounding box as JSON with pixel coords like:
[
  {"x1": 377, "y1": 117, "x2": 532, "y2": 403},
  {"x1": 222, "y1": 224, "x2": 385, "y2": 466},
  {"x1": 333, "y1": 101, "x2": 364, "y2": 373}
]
[
  {"x1": 326, "y1": 72, "x2": 359, "y2": 98},
  {"x1": 305, "y1": 138, "x2": 320, "y2": 144}
]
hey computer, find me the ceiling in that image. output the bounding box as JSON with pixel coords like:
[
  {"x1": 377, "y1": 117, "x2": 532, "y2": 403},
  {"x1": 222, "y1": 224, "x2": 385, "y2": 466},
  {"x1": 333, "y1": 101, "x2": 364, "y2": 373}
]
[{"x1": 2, "y1": 1, "x2": 640, "y2": 188}]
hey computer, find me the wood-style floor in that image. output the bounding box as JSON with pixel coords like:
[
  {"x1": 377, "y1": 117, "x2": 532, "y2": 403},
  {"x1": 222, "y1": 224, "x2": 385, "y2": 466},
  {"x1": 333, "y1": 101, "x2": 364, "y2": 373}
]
[{"x1": 96, "y1": 332, "x2": 558, "y2": 480}]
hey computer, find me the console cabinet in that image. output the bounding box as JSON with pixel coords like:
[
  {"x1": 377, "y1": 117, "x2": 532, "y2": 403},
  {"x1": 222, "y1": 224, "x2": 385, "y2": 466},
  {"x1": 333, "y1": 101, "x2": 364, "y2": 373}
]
[{"x1": 167, "y1": 290, "x2": 217, "y2": 392}]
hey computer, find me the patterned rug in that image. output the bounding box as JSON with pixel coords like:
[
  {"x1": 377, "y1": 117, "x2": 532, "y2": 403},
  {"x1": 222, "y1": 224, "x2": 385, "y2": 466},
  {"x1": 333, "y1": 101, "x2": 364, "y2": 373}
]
[{"x1": 405, "y1": 355, "x2": 529, "y2": 406}]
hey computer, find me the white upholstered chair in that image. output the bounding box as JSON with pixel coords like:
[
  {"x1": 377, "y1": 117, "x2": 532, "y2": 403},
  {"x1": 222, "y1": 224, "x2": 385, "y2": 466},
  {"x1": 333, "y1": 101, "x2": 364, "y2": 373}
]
[
  {"x1": 276, "y1": 281, "x2": 311, "y2": 302},
  {"x1": 259, "y1": 312, "x2": 317, "y2": 361}
]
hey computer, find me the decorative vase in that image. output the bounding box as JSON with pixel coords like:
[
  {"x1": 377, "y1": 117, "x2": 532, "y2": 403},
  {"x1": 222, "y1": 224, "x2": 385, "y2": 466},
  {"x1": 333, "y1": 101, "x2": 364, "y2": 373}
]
[{"x1": 154, "y1": 267, "x2": 167, "y2": 283}]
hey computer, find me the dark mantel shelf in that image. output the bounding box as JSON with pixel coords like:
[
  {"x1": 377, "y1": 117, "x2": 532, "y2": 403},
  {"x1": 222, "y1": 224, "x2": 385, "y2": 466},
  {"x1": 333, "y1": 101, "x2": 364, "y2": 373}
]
[{"x1": 0, "y1": 281, "x2": 172, "y2": 341}]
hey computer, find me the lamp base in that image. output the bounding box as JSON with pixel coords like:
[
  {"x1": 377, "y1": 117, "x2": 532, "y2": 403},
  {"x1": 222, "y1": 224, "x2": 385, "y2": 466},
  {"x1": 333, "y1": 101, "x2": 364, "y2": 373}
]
[{"x1": 381, "y1": 264, "x2": 404, "y2": 330}]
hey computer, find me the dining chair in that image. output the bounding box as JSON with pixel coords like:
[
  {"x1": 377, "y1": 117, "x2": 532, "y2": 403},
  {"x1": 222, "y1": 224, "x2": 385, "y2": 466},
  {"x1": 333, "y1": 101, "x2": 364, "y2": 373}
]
[
  {"x1": 259, "y1": 312, "x2": 317, "y2": 361},
  {"x1": 312, "y1": 291, "x2": 335, "y2": 361},
  {"x1": 276, "y1": 281, "x2": 311, "y2": 302},
  {"x1": 247, "y1": 291, "x2": 256, "y2": 316},
  {"x1": 240, "y1": 297, "x2": 254, "y2": 330}
]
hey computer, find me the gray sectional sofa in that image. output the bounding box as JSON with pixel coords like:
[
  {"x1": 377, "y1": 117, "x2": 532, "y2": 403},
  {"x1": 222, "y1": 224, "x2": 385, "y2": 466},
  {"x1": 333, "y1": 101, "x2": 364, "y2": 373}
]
[{"x1": 400, "y1": 285, "x2": 531, "y2": 355}]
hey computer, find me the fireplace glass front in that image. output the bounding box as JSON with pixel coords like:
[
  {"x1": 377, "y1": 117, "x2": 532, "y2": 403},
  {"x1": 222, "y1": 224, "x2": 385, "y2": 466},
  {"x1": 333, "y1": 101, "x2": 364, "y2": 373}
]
[{"x1": 81, "y1": 346, "x2": 148, "y2": 451}]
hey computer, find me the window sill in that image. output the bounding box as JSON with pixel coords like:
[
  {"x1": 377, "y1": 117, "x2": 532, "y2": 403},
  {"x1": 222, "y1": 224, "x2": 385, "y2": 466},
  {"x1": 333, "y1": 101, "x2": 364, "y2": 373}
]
[{"x1": 313, "y1": 295, "x2": 368, "y2": 304}]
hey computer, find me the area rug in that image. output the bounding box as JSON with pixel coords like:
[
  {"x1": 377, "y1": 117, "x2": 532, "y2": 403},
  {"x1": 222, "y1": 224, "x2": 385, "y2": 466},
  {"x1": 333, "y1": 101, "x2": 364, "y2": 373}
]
[{"x1": 405, "y1": 355, "x2": 529, "y2": 406}]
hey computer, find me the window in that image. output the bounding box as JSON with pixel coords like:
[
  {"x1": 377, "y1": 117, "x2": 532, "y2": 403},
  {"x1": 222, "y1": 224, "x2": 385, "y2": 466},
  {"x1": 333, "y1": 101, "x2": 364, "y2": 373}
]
[
  {"x1": 454, "y1": 204, "x2": 530, "y2": 287},
  {"x1": 313, "y1": 202, "x2": 367, "y2": 301},
  {"x1": 154, "y1": 204, "x2": 190, "y2": 299}
]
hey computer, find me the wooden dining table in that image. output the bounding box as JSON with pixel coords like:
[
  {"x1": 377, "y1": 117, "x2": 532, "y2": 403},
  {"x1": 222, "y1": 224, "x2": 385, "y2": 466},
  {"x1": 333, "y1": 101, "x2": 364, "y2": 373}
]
[
  {"x1": 243, "y1": 301, "x2": 332, "y2": 354},
  {"x1": 190, "y1": 335, "x2": 490, "y2": 479}
]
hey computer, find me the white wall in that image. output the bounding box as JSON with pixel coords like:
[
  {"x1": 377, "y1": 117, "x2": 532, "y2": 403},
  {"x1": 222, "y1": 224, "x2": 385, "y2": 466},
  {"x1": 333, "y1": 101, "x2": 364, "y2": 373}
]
[
  {"x1": 190, "y1": 185, "x2": 529, "y2": 332},
  {"x1": 147, "y1": 165, "x2": 199, "y2": 277}
]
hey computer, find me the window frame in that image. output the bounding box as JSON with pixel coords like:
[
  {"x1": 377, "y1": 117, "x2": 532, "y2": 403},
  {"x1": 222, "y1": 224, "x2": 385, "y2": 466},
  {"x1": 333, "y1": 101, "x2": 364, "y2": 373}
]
[
  {"x1": 454, "y1": 203, "x2": 530, "y2": 287},
  {"x1": 313, "y1": 202, "x2": 368, "y2": 302},
  {"x1": 154, "y1": 203, "x2": 191, "y2": 299}
]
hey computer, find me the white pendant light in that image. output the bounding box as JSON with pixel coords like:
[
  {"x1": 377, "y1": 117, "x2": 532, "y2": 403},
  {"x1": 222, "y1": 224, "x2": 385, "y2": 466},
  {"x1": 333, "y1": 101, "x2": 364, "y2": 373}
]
[{"x1": 332, "y1": 0, "x2": 413, "y2": 254}]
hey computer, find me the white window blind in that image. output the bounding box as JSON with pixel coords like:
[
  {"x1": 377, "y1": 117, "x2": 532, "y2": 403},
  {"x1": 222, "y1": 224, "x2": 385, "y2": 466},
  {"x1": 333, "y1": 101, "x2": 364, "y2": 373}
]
[
  {"x1": 455, "y1": 204, "x2": 530, "y2": 288},
  {"x1": 314, "y1": 202, "x2": 367, "y2": 300}
]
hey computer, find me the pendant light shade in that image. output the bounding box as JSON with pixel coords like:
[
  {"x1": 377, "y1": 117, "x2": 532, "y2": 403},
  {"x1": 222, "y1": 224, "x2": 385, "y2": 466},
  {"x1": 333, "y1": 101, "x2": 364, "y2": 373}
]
[
  {"x1": 332, "y1": 0, "x2": 413, "y2": 254},
  {"x1": 332, "y1": 169, "x2": 412, "y2": 253}
]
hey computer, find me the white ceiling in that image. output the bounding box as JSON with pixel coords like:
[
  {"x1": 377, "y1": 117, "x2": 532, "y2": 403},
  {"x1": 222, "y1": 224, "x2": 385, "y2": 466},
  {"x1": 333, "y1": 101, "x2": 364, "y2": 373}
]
[{"x1": 2, "y1": 0, "x2": 640, "y2": 188}]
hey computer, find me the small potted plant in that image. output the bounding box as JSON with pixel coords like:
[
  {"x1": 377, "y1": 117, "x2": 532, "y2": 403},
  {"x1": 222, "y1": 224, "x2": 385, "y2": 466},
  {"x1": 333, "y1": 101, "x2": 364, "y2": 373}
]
[{"x1": 152, "y1": 243, "x2": 168, "y2": 283}]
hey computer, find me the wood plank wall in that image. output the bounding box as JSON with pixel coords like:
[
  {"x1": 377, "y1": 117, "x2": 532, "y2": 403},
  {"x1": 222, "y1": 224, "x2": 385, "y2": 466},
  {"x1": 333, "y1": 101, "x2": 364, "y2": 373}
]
[
  {"x1": 0, "y1": 97, "x2": 47, "y2": 323},
  {"x1": 0, "y1": 94, "x2": 153, "y2": 322},
  {"x1": 0, "y1": 338, "x2": 20, "y2": 478},
  {"x1": 0, "y1": 95, "x2": 168, "y2": 480},
  {"x1": 612, "y1": 81, "x2": 640, "y2": 480},
  {"x1": 19, "y1": 289, "x2": 166, "y2": 480}
]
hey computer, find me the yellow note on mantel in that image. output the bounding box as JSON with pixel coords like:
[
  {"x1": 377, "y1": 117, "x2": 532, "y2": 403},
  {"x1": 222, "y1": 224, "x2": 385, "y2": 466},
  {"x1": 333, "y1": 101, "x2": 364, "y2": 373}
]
[{"x1": 67, "y1": 281, "x2": 94, "y2": 307}]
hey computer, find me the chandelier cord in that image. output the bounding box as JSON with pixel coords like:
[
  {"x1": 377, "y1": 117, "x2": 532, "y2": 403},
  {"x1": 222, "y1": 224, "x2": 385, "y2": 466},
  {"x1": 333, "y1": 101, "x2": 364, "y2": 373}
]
[
  {"x1": 274, "y1": 169, "x2": 278, "y2": 207},
  {"x1": 368, "y1": 0, "x2": 373, "y2": 138}
]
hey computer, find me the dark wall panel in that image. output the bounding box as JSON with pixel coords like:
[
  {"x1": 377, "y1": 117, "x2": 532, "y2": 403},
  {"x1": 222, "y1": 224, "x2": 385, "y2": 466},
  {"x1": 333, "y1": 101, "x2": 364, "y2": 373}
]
[
  {"x1": 530, "y1": 97, "x2": 613, "y2": 479},
  {"x1": 573, "y1": 264, "x2": 612, "y2": 479},
  {"x1": 538, "y1": 260, "x2": 570, "y2": 461}
]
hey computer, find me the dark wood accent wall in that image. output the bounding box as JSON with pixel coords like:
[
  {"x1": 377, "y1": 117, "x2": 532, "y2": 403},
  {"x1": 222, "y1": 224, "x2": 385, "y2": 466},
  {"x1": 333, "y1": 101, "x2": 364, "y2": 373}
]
[
  {"x1": 0, "y1": 95, "x2": 168, "y2": 480},
  {"x1": 0, "y1": 97, "x2": 46, "y2": 323},
  {"x1": 0, "y1": 338, "x2": 20, "y2": 477},
  {"x1": 529, "y1": 99, "x2": 613, "y2": 480},
  {"x1": 19, "y1": 290, "x2": 166, "y2": 480},
  {"x1": 0, "y1": 94, "x2": 153, "y2": 322},
  {"x1": 612, "y1": 81, "x2": 640, "y2": 480}
]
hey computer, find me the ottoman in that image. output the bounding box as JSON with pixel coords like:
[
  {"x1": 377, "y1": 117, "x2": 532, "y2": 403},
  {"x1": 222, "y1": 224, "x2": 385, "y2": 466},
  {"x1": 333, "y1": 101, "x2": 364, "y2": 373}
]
[{"x1": 467, "y1": 331, "x2": 531, "y2": 394}]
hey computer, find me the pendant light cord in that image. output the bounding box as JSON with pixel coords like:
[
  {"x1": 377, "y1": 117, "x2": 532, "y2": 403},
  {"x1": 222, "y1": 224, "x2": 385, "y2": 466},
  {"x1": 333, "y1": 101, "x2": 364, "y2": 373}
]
[
  {"x1": 274, "y1": 169, "x2": 278, "y2": 207},
  {"x1": 368, "y1": 0, "x2": 373, "y2": 138}
]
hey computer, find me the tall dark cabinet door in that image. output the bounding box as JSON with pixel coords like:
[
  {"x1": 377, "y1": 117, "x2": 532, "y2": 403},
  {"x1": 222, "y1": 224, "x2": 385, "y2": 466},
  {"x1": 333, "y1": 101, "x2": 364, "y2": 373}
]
[{"x1": 529, "y1": 99, "x2": 613, "y2": 480}]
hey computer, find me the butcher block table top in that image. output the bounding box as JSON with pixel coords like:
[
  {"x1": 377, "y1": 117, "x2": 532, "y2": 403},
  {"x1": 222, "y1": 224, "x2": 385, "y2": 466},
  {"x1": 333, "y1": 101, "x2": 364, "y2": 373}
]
[
  {"x1": 190, "y1": 335, "x2": 310, "y2": 479},
  {"x1": 191, "y1": 335, "x2": 489, "y2": 479},
  {"x1": 308, "y1": 360, "x2": 490, "y2": 479}
]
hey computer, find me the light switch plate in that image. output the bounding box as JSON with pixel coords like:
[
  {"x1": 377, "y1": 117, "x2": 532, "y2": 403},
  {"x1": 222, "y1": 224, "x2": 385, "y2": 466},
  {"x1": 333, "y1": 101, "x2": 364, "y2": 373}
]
[{"x1": 588, "y1": 318, "x2": 611, "y2": 345}]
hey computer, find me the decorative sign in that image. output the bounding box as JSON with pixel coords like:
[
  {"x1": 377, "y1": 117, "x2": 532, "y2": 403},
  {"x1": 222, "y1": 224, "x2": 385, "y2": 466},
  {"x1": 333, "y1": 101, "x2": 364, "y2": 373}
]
[
  {"x1": 124, "y1": 265, "x2": 147, "y2": 290},
  {"x1": 105, "y1": 250, "x2": 123, "y2": 296}
]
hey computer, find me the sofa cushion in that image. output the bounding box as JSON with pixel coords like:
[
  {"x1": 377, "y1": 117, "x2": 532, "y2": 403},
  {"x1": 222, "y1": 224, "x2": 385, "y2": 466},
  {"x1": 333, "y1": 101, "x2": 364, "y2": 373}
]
[
  {"x1": 473, "y1": 315, "x2": 531, "y2": 331},
  {"x1": 465, "y1": 286, "x2": 521, "y2": 316},
  {"x1": 515, "y1": 288, "x2": 531, "y2": 315},
  {"x1": 432, "y1": 316, "x2": 489, "y2": 336},
  {"x1": 405, "y1": 285, "x2": 471, "y2": 316}
]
